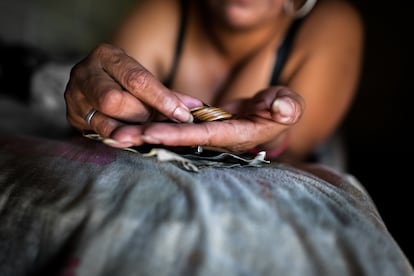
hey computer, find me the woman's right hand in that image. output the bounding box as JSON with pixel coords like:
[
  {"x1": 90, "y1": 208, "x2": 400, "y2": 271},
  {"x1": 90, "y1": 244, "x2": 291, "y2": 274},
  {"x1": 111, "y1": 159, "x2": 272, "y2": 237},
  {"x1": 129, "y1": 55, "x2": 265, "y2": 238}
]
[{"x1": 64, "y1": 43, "x2": 202, "y2": 145}]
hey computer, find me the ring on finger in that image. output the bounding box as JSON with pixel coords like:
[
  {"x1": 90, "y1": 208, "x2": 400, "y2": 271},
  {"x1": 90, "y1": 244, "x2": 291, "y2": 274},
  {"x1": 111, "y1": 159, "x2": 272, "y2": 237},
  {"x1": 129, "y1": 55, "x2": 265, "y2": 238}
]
[{"x1": 85, "y1": 108, "x2": 98, "y2": 128}]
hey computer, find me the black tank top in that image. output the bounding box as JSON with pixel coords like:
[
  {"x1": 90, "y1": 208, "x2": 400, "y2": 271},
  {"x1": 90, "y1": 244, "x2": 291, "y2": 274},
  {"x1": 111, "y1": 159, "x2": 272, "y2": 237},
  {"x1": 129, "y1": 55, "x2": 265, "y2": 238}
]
[
  {"x1": 162, "y1": 4, "x2": 339, "y2": 166},
  {"x1": 163, "y1": 0, "x2": 304, "y2": 87}
]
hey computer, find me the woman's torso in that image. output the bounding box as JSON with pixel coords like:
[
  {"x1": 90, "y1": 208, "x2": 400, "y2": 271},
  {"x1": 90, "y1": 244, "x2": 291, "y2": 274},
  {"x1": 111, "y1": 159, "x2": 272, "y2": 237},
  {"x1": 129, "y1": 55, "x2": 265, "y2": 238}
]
[{"x1": 112, "y1": 0, "x2": 311, "y2": 105}]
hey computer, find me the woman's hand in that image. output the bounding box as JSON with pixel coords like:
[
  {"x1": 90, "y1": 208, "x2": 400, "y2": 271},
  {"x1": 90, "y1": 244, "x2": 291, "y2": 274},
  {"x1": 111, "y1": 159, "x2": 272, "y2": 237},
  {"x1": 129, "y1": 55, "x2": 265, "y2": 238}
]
[
  {"x1": 64, "y1": 43, "x2": 203, "y2": 139},
  {"x1": 107, "y1": 86, "x2": 304, "y2": 153}
]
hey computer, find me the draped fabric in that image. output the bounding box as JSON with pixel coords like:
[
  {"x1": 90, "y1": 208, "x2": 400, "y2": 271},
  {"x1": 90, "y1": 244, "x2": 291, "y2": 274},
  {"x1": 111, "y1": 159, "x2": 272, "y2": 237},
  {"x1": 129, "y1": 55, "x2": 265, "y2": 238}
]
[{"x1": 0, "y1": 135, "x2": 412, "y2": 276}]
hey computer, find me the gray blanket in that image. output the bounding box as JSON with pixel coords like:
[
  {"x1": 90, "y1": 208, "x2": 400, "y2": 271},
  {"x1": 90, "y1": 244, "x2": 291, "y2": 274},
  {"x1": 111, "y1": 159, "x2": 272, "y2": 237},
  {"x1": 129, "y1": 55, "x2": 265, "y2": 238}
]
[{"x1": 0, "y1": 135, "x2": 412, "y2": 276}]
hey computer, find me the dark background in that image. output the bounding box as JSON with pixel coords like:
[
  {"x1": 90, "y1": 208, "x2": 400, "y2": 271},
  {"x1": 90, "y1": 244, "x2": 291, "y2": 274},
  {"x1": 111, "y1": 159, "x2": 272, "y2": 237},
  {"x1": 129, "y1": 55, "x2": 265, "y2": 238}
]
[
  {"x1": 344, "y1": 0, "x2": 414, "y2": 263},
  {"x1": 0, "y1": 0, "x2": 412, "y2": 266}
]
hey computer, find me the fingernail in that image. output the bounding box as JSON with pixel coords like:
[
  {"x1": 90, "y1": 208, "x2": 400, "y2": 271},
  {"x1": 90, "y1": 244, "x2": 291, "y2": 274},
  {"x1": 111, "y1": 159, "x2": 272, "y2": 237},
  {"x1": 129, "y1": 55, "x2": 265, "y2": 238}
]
[
  {"x1": 102, "y1": 138, "x2": 119, "y2": 145},
  {"x1": 102, "y1": 138, "x2": 133, "y2": 148},
  {"x1": 272, "y1": 97, "x2": 300, "y2": 124},
  {"x1": 173, "y1": 107, "x2": 194, "y2": 123},
  {"x1": 141, "y1": 135, "x2": 161, "y2": 144},
  {"x1": 272, "y1": 96, "x2": 295, "y2": 115}
]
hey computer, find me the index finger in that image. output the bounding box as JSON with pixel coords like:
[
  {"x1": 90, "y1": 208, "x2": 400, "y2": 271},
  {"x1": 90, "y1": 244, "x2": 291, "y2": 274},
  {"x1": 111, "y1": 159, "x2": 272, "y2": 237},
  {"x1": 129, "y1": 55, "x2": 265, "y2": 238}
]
[
  {"x1": 112, "y1": 117, "x2": 290, "y2": 153},
  {"x1": 97, "y1": 44, "x2": 194, "y2": 123}
]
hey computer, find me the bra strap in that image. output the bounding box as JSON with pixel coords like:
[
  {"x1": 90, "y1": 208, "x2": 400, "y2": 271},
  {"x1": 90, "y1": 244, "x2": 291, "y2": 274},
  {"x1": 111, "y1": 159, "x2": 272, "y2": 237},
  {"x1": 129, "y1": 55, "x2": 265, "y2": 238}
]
[
  {"x1": 269, "y1": 18, "x2": 304, "y2": 86},
  {"x1": 163, "y1": 0, "x2": 188, "y2": 87}
]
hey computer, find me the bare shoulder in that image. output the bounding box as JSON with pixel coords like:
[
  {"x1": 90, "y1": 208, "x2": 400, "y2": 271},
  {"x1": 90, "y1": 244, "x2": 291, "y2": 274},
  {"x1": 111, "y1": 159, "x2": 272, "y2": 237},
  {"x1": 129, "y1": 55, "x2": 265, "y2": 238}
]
[
  {"x1": 113, "y1": 0, "x2": 180, "y2": 36},
  {"x1": 299, "y1": 0, "x2": 364, "y2": 49},
  {"x1": 312, "y1": 0, "x2": 363, "y2": 28},
  {"x1": 111, "y1": 0, "x2": 181, "y2": 76}
]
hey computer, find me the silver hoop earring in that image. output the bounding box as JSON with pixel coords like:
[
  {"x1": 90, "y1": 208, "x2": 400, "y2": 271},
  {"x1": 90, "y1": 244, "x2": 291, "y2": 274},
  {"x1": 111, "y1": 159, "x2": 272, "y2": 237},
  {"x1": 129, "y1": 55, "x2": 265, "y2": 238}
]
[{"x1": 284, "y1": 0, "x2": 317, "y2": 18}]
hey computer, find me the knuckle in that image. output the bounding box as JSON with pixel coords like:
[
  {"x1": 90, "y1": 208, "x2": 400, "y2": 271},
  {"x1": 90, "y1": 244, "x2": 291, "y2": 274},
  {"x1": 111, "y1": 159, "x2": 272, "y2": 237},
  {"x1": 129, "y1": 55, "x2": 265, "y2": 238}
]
[
  {"x1": 63, "y1": 87, "x2": 71, "y2": 102},
  {"x1": 90, "y1": 43, "x2": 126, "y2": 69},
  {"x1": 97, "y1": 88, "x2": 124, "y2": 114},
  {"x1": 124, "y1": 68, "x2": 152, "y2": 93},
  {"x1": 63, "y1": 80, "x2": 78, "y2": 103},
  {"x1": 201, "y1": 124, "x2": 214, "y2": 146},
  {"x1": 92, "y1": 43, "x2": 121, "y2": 59}
]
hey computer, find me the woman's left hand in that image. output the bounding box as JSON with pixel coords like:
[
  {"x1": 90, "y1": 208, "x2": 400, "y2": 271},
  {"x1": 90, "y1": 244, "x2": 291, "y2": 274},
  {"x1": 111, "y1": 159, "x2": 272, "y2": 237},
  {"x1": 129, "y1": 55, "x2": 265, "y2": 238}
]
[{"x1": 106, "y1": 86, "x2": 304, "y2": 153}]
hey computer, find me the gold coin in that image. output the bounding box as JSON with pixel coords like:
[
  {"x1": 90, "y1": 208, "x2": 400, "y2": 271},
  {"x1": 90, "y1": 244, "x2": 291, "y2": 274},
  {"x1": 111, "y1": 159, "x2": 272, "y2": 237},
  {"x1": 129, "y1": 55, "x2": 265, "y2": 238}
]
[{"x1": 190, "y1": 106, "x2": 233, "y2": 122}]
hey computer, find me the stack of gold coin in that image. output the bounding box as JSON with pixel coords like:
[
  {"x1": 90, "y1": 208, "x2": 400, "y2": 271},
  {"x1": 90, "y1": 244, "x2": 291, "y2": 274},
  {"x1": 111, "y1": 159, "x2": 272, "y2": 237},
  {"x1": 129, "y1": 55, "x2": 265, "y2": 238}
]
[{"x1": 190, "y1": 105, "x2": 233, "y2": 122}]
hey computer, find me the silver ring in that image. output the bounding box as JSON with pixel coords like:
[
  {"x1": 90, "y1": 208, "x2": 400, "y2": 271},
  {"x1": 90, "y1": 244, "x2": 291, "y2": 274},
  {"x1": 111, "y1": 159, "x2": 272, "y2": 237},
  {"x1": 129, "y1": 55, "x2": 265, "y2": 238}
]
[{"x1": 85, "y1": 108, "x2": 98, "y2": 128}]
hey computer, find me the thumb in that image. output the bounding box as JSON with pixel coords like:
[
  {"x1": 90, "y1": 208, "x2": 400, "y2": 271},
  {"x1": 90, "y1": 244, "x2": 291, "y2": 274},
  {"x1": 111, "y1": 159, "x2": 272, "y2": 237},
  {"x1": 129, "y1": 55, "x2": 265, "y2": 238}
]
[
  {"x1": 253, "y1": 86, "x2": 304, "y2": 125},
  {"x1": 271, "y1": 95, "x2": 303, "y2": 124}
]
